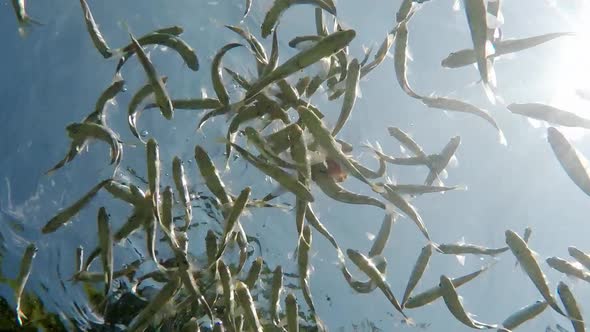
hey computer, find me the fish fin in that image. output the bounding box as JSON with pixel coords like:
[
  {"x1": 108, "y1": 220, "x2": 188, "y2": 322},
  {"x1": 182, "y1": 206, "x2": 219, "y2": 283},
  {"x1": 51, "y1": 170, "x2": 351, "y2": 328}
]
[
  {"x1": 16, "y1": 307, "x2": 27, "y2": 326},
  {"x1": 456, "y1": 254, "x2": 466, "y2": 266}
]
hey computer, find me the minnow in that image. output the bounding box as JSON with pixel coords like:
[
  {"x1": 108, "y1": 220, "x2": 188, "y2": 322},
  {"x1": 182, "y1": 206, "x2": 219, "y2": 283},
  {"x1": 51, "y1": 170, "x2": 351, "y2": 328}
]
[
  {"x1": 42, "y1": 180, "x2": 110, "y2": 233},
  {"x1": 14, "y1": 243, "x2": 37, "y2": 326},
  {"x1": 315, "y1": 7, "x2": 328, "y2": 36},
  {"x1": 79, "y1": 0, "x2": 111, "y2": 58},
  {"x1": 422, "y1": 97, "x2": 505, "y2": 145},
  {"x1": 546, "y1": 257, "x2": 590, "y2": 283},
  {"x1": 425, "y1": 136, "x2": 461, "y2": 186},
  {"x1": 325, "y1": 158, "x2": 348, "y2": 182},
  {"x1": 160, "y1": 187, "x2": 178, "y2": 248},
  {"x1": 369, "y1": 212, "x2": 396, "y2": 257},
  {"x1": 83, "y1": 77, "x2": 126, "y2": 126},
  {"x1": 230, "y1": 143, "x2": 314, "y2": 202},
  {"x1": 194, "y1": 145, "x2": 232, "y2": 206},
  {"x1": 129, "y1": 33, "x2": 174, "y2": 120},
  {"x1": 332, "y1": 58, "x2": 361, "y2": 136},
  {"x1": 547, "y1": 127, "x2": 590, "y2": 197},
  {"x1": 261, "y1": 0, "x2": 336, "y2": 38},
  {"x1": 205, "y1": 230, "x2": 218, "y2": 267},
  {"x1": 172, "y1": 157, "x2": 192, "y2": 231},
  {"x1": 212, "y1": 43, "x2": 244, "y2": 105},
  {"x1": 557, "y1": 282, "x2": 585, "y2": 332},
  {"x1": 505, "y1": 230, "x2": 566, "y2": 316},
  {"x1": 463, "y1": 0, "x2": 495, "y2": 90},
  {"x1": 75, "y1": 246, "x2": 84, "y2": 274},
  {"x1": 47, "y1": 122, "x2": 122, "y2": 175},
  {"x1": 312, "y1": 164, "x2": 385, "y2": 209},
  {"x1": 285, "y1": 292, "x2": 299, "y2": 332},
  {"x1": 568, "y1": 246, "x2": 590, "y2": 271},
  {"x1": 388, "y1": 127, "x2": 428, "y2": 160},
  {"x1": 146, "y1": 138, "x2": 161, "y2": 221},
  {"x1": 71, "y1": 261, "x2": 141, "y2": 283},
  {"x1": 379, "y1": 184, "x2": 430, "y2": 241},
  {"x1": 438, "y1": 243, "x2": 509, "y2": 256},
  {"x1": 298, "y1": 106, "x2": 379, "y2": 190},
  {"x1": 501, "y1": 301, "x2": 548, "y2": 331},
  {"x1": 508, "y1": 103, "x2": 590, "y2": 129},
  {"x1": 127, "y1": 77, "x2": 168, "y2": 142},
  {"x1": 298, "y1": 225, "x2": 326, "y2": 331},
  {"x1": 117, "y1": 34, "x2": 199, "y2": 71},
  {"x1": 214, "y1": 187, "x2": 251, "y2": 262},
  {"x1": 361, "y1": 32, "x2": 395, "y2": 78},
  {"x1": 288, "y1": 35, "x2": 323, "y2": 49},
  {"x1": 246, "y1": 30, "x2": 355, "y2": 102},
  {"x1": 270, "y1": 266, "x2": 283, "y2": 325},
  {"x1": 439, "y1": 275, "x2": 507, "y2": 331},
  {"x1": 394, "y1": 18, "x2": 422, "y2": 99},
  {"x1": 97, "y1": 207, "x2": 113, "y2": 296},
  {"x1": 236, "y1": 281, "x2": 263, "y2": 332},
  {"x1": 225, "y1": 25, "x2": 268, "y2": 73},
  {"x1": 442, "y1": 32, "x2": 575, "y2": 68},
  {"x1": 305, "y1": 205, "x2": 344, "y2": 263},
  {"x1": 243, "y1": 127, "x2": 299, "y2": 169},
  {"x1": 244, "y1": 256, "x2": 263, "y2": 290},
  {"x1": 350, "y1": 150, "x2": 388, "y2": 180},
  {"x1": 218, "y1": 260, "x2": 235, "y2": 328},
  {"x1": 127, "y1": 276, "x2": 181, "y2": 332},
  {"x1": 402, "y1": 244, "x2": 433, "y2": 308},
  {"x1": 262, "y1": 29, "x2": 280, "y2": 77},
  {"x1": 243, "y1": 0, "x2": 252, "y2": 19},
  {"x1": 347, "y1": 249, "x2": 408, "y2": 319},
  {"x1": 385, "y1": 183, "x2": 461, "y2": 196},
  {"x1": 404, "y1": 265, "x2": 490, "y2": 309},
  {"x1": 341, "y1": 255, "x2": 387, "y2": 294}
]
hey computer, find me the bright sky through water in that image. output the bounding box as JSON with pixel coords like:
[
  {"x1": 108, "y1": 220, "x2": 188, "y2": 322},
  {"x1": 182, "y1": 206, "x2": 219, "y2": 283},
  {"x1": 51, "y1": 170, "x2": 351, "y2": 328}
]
[{"x1": 1, "y1": 0, "x2": 590, "y2": 331}]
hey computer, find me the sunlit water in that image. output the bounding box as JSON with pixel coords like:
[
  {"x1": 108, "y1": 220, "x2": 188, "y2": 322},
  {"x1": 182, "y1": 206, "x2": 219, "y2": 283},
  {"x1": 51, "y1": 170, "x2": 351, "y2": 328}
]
[{"x1": 1, "y1": 0, "x2": 590, "y2": 331}]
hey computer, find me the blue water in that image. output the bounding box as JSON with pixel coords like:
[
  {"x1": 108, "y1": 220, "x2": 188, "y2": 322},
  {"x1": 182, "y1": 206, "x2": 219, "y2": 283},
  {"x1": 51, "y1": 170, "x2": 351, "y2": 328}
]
[{"x1": 1, "y1": 0, "x2": 589, "y2": 331}]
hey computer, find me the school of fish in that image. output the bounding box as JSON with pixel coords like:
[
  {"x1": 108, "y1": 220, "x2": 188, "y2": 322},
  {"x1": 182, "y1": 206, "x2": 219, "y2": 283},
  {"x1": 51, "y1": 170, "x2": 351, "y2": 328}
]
[{"x1": 7, "y1": 0, "x2": 590, "y2": 331}]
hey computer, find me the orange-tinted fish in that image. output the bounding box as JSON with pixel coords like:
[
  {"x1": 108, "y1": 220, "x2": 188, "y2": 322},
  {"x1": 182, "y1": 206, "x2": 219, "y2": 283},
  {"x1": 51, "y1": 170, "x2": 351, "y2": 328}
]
[{"x1": 326, "y1": 158, "x2": 347, "y2": 182}]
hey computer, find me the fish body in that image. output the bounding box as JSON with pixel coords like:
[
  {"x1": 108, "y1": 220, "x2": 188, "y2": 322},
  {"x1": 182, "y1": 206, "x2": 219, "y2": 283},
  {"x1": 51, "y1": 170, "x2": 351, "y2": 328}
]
[
  {"x1": 548, "y1": 127, "x2": 590, "y2": 197},
  {"x1": 546, "y1": 257, "x2": 590, "y2": 283},
  {"x1": 402, "y1": 244, "x2": 433, "y2": 307},
  {"x1": 438, "y1": 243, "x2": 508, "y2": 256},
  {"x1": 394, "y1": 19, "x2": 422, "y2": 99},
  {"x1": 172, "y1": 157, "x2": 192, "y2": 231},
  {"x1": 246, "y1": 30, "x2": 355, "y2": 102},
  {"x1": 463, "y1": 0, "x2": 495, "y2": 86},
  {"x1": 557, "y1": 282, "x2": 585, "y2": 332},
  {"x1": 129, "y1": 33, "x2": 174, "y2": 120},
  {"x1": 79, "y1": 0, "x2": 111, "y2": 58},
  {"x1": 440, "y1": 275, "x2": 504, "y2": 330},
  {"x1": 568, "y1": 246, "x2": 590, "y2": 271},
  {"x1": 285, "y1": 292, "x2": 299, "y2": 332},
  {"x1": 14, "y1": 243, "x2": 37, "y2": 326},
  {"x1": 442, "y1": 32, "x2": 574, "y2": 68},
  {"x1": 97, "y1": 207, "x2": 113, "y2": 296},
  {"x1": 347, "y1": 249, "x2": 407, "y2": 318},
  {"x1": 505, "y1": 230, "x2": 565, "y2": 316},
  {"x1": 405, "y1": 265, "x2": 490, "y2": 309},
  {"x1": 261, "y1": 0, "x2": 337, "y2": 38},
  {"x1": 508, "y1": 103, "x2": 590, "y2": 129},
  {"x1": 236, "y1": 281, "x2": 263, "y2": 332},
  {"x1": 501, "y1": 301, "x2": 548, "y2": 330}
]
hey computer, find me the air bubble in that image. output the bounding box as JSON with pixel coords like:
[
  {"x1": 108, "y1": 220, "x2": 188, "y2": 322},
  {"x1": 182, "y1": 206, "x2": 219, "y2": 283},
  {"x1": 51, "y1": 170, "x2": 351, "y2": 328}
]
[{"x1": 140, "y1": 130, "x2": 149, "y2": 137}]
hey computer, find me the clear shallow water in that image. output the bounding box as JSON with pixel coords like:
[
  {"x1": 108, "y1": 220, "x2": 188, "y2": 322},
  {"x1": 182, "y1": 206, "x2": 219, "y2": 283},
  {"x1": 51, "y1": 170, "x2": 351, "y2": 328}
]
[{"x1": 1, "y1": 0, "x2": 590, "y2": 331}]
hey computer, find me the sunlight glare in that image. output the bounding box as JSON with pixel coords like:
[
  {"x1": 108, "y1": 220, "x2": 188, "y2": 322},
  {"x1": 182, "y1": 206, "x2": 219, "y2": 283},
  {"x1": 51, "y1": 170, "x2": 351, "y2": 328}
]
[{"x1": 549, "y1": 2, "x2": 590, "y2": 141}]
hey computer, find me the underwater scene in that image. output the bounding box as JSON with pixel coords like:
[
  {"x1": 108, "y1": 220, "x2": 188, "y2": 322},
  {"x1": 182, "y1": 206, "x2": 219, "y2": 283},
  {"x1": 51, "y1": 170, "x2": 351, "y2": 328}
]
[{"x1": 1, "y1": 0, "x2": 590, "y2": 331}]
